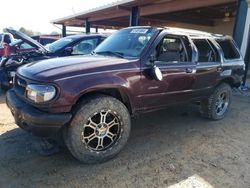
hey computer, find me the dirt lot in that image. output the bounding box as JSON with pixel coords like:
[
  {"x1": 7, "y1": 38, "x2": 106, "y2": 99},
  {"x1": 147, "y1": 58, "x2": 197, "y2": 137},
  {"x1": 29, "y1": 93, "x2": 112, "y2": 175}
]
[{"x1": 0, "y1": 90, "x2": 250, "y2": 188}]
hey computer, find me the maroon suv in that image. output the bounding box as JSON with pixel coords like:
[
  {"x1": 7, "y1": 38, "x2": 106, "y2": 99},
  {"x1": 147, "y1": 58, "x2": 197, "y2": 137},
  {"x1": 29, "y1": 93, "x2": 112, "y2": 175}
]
[{"x1": 6, "y1": 27, "x2": 245, "y2": 163}]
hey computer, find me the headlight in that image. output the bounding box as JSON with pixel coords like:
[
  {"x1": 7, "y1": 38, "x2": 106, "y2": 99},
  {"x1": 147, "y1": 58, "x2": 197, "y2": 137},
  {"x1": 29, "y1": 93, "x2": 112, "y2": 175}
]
[{"x1": 26, "y1": 84, "x2": 56, "y2": 103}]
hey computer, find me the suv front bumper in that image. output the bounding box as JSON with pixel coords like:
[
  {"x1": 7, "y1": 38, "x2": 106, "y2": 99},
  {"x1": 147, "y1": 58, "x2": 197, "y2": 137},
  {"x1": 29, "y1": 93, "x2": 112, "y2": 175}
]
[{"x1": 6, "y1": 89, "x2": 72, "y2": 137}]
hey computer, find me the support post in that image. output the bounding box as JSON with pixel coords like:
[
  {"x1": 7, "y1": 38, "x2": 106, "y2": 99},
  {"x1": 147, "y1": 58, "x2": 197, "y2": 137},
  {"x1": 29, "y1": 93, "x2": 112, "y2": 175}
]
[
  {"x1": 233, "y1": 0, "x2": 248, "y2": 47},
  {"x1": 85, "y1": 19, "x2": 91, "y2": 33},
  {"x1": 233, "y1": 0, "x2": 250, "y2": 89},
  {"x1": 242, "y1": 25, "x2": 250, "y2": 87},
  {"x1": 129, "y1": 6, "x2": 139, "y2": 26},
  {"x1": 62, "y1": 25, "x2": 66, "y2": 37},
  {"x1": 95, "y1": 26, "x2": 98, "y2": 33}
]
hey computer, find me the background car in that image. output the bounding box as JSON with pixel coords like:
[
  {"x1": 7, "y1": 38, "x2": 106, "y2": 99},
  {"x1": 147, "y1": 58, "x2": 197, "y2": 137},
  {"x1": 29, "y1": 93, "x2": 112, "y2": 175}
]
[
  {"x1": 44, "y1": 34, "x2": 107, "y2": 57},
  {"x1": 0, "y1": 29, "x2": 107, "y2": 89}
]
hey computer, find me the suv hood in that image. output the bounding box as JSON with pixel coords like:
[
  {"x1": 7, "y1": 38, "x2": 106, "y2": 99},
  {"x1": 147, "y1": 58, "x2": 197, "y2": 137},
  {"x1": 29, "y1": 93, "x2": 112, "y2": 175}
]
[
  {"x1": 18, "y1": 55, "x2": 134, "y2": 81},
  {"x1": 6, "y1": 28, "x2": 47, "y2": 53}
]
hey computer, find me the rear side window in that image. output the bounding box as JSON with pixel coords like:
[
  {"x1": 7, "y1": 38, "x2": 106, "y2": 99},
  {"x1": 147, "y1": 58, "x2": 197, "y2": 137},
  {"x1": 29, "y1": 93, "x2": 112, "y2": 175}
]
[
  {"x1": 193, "y1": 39, "x2": 218, "y2": 62},
  {"x1": 216, "y1": 39, "x2": 240, "y2": 60}
]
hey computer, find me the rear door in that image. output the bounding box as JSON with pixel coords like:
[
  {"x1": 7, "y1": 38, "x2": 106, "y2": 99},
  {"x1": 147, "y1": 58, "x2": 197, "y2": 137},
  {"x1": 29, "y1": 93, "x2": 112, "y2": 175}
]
[
  {"x1": 139, "y1": 33, "x2": 197, "y2": 111},
  {"x1": 192, "y1": 38, "x2": 221, "y2": 98}
]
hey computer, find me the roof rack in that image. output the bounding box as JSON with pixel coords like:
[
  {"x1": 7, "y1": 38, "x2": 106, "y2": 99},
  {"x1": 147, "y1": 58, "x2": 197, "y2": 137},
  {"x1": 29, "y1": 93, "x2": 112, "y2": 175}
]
[{"x1": 164, "y1": 27, "x2": 225, "y2": 38}]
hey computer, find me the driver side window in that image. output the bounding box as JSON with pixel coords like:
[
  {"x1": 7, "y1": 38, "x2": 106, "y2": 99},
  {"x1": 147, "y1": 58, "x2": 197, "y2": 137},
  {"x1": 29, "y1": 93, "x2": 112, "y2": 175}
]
[
  {"x1": 72, "y1": 38, "x2": 98, "y2": 55},
  {"x1": 155, "y1": 36, "x2": 187, "y2": 63}
]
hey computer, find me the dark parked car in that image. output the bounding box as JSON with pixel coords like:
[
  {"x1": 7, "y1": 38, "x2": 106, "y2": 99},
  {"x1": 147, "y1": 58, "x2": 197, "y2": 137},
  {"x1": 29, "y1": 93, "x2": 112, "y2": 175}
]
[
  {"x1": 6, "y1": 27, "x2": 245, "y2": 163},
  {"x1": 0, "y1": 29, "x2": 107, "y2": 89}
]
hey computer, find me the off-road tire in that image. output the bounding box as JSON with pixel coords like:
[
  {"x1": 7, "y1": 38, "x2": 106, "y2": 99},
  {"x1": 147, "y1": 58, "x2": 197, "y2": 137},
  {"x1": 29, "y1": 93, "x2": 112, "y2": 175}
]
[
  {"x1": 200, "y1": 83, "x2": 232, "y2": 120},
  {"x1": 64, "y1": 95, "x2": 131, "y2": 163}
]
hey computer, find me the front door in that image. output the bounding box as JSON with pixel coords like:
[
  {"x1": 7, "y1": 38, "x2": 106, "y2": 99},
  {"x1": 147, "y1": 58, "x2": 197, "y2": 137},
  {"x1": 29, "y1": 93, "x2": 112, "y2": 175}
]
[{"x1": 139, "y1": 34, "x2": 197, "y2": 111}]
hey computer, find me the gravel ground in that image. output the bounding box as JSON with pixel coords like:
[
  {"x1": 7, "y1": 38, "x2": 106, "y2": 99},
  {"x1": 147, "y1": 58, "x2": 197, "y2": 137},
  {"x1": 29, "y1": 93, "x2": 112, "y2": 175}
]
[{"x1": 0, "y1": 90, "x2": 250, "y2": 188}]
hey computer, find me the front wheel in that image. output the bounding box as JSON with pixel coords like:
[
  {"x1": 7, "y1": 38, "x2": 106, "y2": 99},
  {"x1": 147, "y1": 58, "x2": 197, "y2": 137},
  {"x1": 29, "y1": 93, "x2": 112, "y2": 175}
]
[
  {"x1": 64, "y1": 95, "x2": 131, "y2": 163},
  {"x1": 200, "y1": 83, "x2": 232, "y2": 120}
]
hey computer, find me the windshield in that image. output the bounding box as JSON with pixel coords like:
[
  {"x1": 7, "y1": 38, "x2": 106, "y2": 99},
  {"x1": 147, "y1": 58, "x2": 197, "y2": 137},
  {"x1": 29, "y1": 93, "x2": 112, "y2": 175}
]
[
  {"x1": 94, "y1": 28, "x2": 158, "y2": 58},
  {"x1": 45, "y1": 37, "x2": 74, "y2": 53}
]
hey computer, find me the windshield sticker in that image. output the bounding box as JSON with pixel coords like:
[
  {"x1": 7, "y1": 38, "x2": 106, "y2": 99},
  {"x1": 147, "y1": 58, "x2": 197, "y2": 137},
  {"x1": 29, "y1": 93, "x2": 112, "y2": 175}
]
[{"x1": 130, "y1": 29, "x2": 149, "y2": 34}]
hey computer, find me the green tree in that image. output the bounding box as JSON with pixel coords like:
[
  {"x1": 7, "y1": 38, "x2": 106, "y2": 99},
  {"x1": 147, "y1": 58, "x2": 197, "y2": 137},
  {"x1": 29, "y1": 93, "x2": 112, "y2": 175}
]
[
  {"x1": 51, "y1": 31, "x2": 59, "y2": 35},
  {"x1": 19, "y1": 27, "x2": 34, "y2": 36}
]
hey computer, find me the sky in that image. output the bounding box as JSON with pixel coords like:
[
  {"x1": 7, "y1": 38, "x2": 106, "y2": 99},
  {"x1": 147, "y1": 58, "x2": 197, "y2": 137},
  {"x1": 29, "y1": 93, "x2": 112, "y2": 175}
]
[{"x1": 0, "y1": 0, "x2": 116, "y2": 34}]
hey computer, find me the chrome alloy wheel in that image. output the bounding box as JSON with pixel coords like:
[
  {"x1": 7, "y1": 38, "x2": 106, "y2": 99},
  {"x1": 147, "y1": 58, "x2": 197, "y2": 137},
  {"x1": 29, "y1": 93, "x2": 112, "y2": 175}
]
[
  {"x1": 215, "y1": 91, "x2": 229, "y2": 116},
  {"x1": 81, "y1": 110, "x2": 121, "y2": 151}
]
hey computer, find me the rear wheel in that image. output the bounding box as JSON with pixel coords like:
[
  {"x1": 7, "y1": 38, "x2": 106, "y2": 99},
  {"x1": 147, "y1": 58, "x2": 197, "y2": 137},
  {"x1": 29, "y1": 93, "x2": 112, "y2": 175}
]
[
  {"x1": 64, "y1": 95, "x2": 131, "y2": 163},
  {"x1": 200, "y1": 83, "x2": 232, "y2": 120}
]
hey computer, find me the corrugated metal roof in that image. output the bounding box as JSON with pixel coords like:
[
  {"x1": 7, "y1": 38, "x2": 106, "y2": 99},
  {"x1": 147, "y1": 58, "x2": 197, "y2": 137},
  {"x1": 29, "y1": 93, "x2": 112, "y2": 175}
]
[
  {"x1": 51, "y1": 0, "x2": 236, "y2": 30},
  {"x1": 51, "y1": 0, "x2": 136, "y2": 24}
]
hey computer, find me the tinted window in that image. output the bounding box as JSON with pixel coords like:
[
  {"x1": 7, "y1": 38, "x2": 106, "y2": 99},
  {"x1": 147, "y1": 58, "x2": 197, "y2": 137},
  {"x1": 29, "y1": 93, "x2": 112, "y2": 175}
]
[
  {"x1": 95, "y1": 28, "x2": 157, "y2": 58},
  {"x1": 156, "y1": 36, "x2": 187, "y2": 63},
  {"x1": 216, "y1": 39, "x2": 240, "y2": 59},
  {"x1": 72, "y1": 38, "x2": 98, "y2": 55},
  {"x1": 39, "y1": 38, "x2": 57, "y2": 45},
  {"x1": 3, "y1": 35, "x2": 11, "y2": 44},
  {"x1": 193, "y1": 39, "x2": 217, "y2": 62}
]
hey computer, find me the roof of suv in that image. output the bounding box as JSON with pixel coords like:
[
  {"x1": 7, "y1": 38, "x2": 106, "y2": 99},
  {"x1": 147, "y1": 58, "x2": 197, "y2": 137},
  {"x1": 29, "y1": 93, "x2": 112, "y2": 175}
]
[
  {"x1": 164, "y1": 27, "x2": 223, "y2": 37},
  {"x1": 125, "y1": 26, "x2": 226, "y2": 39}
]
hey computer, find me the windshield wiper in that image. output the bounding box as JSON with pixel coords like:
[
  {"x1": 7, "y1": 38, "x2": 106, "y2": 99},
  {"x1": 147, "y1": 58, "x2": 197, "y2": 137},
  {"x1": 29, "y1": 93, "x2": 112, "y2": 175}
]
[{"x1": 95, "y1": 51, "x2": 124, "y2": 58}]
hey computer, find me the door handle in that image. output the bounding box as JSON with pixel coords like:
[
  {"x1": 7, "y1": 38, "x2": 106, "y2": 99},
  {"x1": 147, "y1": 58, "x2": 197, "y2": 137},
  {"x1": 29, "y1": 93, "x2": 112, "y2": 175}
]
[{"x1": 186, "y1": 68, "x2": 196, "y2": 74}]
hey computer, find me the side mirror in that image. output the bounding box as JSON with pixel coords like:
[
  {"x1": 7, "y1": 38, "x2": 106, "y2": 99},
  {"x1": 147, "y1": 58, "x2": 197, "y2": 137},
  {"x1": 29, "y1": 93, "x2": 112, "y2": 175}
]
[
  {"x1": 149, "y1": 54, "x2": 162, "y2": 81},
  {"x1": 151, "y1": 65, "x2": 163, "y2": 81},
  {"x1": 63, "y1": 47, "x2": 73, "y2": 55}
]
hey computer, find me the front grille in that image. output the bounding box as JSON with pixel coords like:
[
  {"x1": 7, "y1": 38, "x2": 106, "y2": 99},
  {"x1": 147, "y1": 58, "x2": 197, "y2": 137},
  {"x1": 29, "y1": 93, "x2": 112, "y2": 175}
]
[{"x1": 14, "y1": 75, "x2": 27, "y2": 97}]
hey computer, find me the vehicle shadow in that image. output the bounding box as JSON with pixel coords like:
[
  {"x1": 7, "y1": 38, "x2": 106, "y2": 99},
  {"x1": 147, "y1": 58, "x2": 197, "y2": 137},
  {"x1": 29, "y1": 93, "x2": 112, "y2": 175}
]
[
  {"x1": 0, "y1": 91, "x2": 6, "y2": 104},
  {"x1": 0, "y1": 104, "x2": 205, "y2": 185},
  {"x1": 0, "y1": 99, "x2": 248, "y2": 187}
]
